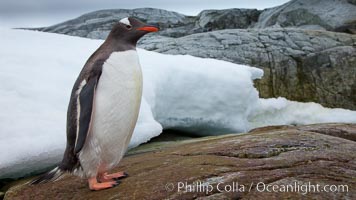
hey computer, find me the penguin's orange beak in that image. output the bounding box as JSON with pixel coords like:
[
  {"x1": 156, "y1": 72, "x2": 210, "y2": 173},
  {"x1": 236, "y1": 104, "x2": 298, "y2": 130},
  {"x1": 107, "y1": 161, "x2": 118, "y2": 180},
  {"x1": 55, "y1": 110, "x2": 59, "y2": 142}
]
[{"x1": 137, "y1": 26, "x2": 159, "y2": 32}]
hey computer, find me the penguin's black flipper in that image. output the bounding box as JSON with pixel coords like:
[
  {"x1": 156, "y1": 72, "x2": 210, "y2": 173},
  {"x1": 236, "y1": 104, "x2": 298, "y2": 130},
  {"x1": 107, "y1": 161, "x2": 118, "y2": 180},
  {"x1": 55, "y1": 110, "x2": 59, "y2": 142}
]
[{"x1": 74, "y1": 76, "x2": 99, "y2": 154}]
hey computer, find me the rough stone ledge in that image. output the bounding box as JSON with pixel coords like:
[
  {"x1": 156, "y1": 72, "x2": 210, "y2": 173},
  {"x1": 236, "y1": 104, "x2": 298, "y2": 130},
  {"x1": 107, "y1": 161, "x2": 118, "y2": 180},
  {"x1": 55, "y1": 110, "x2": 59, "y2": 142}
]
[{"x1": 4, "y1": 123, "x2": 356, "y2": 200}]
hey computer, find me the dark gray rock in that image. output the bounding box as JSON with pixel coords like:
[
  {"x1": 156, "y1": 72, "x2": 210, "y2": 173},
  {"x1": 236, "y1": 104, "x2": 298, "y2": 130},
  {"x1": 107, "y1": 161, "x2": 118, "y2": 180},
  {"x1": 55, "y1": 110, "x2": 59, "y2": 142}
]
[
  {"x1": 348, "y1": 0, "x2": 356, "y2": 5},
  {"x1": 36, "y1": 8, "x2": 194, "y2": 39},
  {"x1": 195, "y1": 9, "x2": 261, "y2": 31},
  {"x1": 31, "y1": 0, "x2": 356, "y2": 39},
  {"x1": 34, "y1": 8, "x2": 260, "y2": 39},
  {"x1": 254, "y1": 0, "x2": 356, "y2": 33},
  {"x1": 139, "y1": 28, "x2": 356, "y2": 110}
]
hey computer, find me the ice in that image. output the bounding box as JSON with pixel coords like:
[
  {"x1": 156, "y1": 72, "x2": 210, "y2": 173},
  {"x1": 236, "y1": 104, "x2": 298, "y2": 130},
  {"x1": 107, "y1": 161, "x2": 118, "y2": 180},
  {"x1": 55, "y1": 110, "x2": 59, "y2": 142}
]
[{"x1": 0, "y1": 28, "x2": 355, "y2": 179}]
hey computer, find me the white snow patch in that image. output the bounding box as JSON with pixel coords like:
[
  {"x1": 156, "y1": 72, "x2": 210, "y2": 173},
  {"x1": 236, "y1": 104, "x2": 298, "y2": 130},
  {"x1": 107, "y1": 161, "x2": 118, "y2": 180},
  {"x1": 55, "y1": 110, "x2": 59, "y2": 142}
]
[
  {"x1": 0, "y1": 28, "x2": 355, "y2": 179},
  {"x1": 250, "y1": 97, "x2": 356, "y2": 128}
]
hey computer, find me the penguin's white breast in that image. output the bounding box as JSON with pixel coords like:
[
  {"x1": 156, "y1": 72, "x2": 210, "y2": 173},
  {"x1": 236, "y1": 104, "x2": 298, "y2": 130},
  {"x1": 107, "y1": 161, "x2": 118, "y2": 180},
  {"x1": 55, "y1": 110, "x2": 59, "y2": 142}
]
[{"x1": 89, "y1": 50, "x2": 143, "y2": 166}]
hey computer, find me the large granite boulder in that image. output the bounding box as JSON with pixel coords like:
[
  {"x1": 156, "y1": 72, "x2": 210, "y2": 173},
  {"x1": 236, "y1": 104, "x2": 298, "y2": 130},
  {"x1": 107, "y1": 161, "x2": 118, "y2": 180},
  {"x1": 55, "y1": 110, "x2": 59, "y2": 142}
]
[
  {"x1": 4, "y1": 123, "x2": 356, "y2": 199},
  {"x1": 139, "y1": 29, "x2": 356, "y2": 110},
  {"x1": 254, "y1": 0, "x2": 356, "y2": 33}
]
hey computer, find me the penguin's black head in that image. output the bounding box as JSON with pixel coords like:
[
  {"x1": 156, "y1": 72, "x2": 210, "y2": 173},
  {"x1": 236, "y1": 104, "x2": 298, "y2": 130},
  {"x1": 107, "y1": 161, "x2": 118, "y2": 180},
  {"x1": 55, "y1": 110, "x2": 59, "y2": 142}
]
[{"x1": 108, "y1": 17, "x2": 159, "y2": 46}]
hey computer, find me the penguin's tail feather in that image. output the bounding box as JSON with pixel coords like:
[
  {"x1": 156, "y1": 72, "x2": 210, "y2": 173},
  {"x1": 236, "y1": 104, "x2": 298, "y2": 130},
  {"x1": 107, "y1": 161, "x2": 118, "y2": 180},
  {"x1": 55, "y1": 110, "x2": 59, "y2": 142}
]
[{"x1": 29, "y1": 166, "x2": 65, "y2": 185}]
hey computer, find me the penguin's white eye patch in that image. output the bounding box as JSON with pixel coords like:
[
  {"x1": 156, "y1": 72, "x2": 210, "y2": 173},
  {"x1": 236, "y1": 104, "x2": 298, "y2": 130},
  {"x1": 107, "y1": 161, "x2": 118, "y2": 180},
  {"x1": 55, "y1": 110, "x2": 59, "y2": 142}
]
[{"x1": 120, "y1": 17, "x2": 132, "y2": 29}]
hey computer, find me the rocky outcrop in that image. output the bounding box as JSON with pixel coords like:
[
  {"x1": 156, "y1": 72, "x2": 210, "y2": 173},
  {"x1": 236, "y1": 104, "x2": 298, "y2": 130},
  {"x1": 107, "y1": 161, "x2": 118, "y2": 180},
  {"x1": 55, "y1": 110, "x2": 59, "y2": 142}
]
[
  {"x1": 35, "y1": 8, "x2": 193, "y2": 39},
  {"x1": 5, "y1": 123, "x2": 356, "y2": 199},
  {"x1": 195, "y1": 9, "x2": 260, "y2": 31},
  {"x1": 254, "y1": 0, "x2": 356, "y2": 33},
  {"x1": 29, "y1": 2, "x2": 356, "y2": 110},
  {"x1": 139, "y1": 29, "x2": 356, "y2": 110},
  {"x1": 33, "y1": 8, "x2": 260, "y2": 39},
  {"x1": 32, "y1": 0, "x2": 356, "y2": 39},
  {"x1": 28, "y1": 1, "x2": 356, "y2": 110}
]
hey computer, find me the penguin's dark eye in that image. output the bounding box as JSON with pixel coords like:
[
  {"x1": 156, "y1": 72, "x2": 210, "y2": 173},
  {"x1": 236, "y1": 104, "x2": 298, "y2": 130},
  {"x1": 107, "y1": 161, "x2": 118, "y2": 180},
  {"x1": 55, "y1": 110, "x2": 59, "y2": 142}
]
[{"x1": 125, "y1": 25, "x2": 132, "y2": 30}]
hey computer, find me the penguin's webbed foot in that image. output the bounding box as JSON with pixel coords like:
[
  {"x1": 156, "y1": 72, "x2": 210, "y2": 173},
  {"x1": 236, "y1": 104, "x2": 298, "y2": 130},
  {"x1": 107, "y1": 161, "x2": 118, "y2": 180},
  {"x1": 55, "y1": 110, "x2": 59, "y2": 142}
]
[
  {"x1": 102, "y1": 171, "x2": 128, "y2": 181},
  {"x1": 88, "y1": 177, "x2": 119, "y2": 191}
]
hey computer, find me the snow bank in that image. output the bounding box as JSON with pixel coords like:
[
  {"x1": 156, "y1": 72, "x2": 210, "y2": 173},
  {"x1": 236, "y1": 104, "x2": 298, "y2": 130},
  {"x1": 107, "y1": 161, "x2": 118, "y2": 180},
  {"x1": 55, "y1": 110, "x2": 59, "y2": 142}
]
[
  {"x1": 140, "y1": 52, "x2": 263, "y2": 136},
  {"x1": 0, "y1": 28, "x2": 355, "y2": 179}
]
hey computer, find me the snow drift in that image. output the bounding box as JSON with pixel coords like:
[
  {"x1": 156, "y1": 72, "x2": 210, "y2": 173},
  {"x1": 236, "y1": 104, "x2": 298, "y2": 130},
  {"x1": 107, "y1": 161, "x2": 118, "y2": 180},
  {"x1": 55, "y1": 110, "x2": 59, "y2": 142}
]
[{"x1": 0, "y1": 28, "x2": 355, "y2": 179}]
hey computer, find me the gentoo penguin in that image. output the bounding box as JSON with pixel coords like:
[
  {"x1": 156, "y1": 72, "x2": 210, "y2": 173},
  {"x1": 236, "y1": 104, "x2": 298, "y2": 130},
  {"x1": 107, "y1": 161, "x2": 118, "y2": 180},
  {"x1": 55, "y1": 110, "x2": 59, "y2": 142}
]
[{"x1": 30, "y1": 17, "x2": 159, "y2": 190}]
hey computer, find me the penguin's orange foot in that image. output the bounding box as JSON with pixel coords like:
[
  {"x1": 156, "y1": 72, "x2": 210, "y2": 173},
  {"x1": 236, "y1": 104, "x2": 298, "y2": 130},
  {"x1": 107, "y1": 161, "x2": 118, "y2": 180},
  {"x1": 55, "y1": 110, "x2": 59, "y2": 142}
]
[
  {"x1": 104, "y1": 171, "x2": 129, "y2": 180},
  {"x1": 88, "y1": 177, "x2": 119, "y2": 191}
]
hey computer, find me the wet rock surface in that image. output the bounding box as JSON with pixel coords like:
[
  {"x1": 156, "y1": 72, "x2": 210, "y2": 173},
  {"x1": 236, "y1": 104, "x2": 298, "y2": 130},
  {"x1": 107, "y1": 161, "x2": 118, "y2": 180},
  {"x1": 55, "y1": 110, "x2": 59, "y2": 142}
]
[{"x1": 5, "y1": 123, "x2": 356, "y2": 200}]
